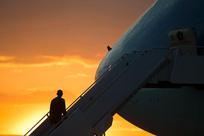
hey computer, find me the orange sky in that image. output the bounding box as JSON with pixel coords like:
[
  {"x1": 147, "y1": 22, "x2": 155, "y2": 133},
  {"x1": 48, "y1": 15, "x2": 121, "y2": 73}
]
[{"x1": 0, "y1": 0, "x2": 155, "y2": 135}]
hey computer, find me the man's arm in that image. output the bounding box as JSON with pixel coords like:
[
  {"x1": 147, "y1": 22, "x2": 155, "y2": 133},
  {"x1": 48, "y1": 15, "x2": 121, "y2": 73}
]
[
  {"x1": 62, "y1": 99, "x2": 66, "y2": 116},
  {"x1": 49, "y1": 100, "x2": 53, "y2": 114}
]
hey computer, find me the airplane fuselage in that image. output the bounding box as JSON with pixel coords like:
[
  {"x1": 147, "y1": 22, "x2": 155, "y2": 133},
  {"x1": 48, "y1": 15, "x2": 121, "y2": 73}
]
[{"x1": 95, "y1": 0, "x2": 204, "y2": 135}]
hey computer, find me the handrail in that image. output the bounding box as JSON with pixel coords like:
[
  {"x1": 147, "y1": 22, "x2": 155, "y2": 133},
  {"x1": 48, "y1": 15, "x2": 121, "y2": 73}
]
[
  {"x1": 43, "y1": 54, "x2": 137, "y2": 136},
  {"x1": 24, "y1": 73, "x2": 107, "y2": 136},
  {"x1": 24, "y1": 49, "x2": 131, "y2": 136},
  {"x1": 24, "y1": 113, "x2": 49, "y2": 136}
]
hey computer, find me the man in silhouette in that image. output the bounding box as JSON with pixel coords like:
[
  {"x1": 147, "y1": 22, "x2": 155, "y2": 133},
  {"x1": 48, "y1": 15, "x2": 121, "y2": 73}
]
[{"x1": 49, "y1": 89, "x2": 66, "y2": 124}]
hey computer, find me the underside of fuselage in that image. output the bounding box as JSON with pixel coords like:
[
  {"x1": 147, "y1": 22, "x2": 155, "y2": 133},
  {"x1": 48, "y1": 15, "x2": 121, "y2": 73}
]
[{"x1": 118, "y1": 86, "x2": 204, "y2": 136}]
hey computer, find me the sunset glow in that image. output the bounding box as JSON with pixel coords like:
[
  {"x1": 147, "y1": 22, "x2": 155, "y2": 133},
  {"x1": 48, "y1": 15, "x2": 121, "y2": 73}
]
[{"x1": 0, "y1": 0, "x2": 155, "y2": 135}]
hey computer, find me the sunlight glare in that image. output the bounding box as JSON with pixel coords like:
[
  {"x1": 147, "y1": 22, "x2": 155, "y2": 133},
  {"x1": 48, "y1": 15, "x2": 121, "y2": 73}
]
[{"x1": 14, "y1": 104, "x2": 48, "y2": 135}]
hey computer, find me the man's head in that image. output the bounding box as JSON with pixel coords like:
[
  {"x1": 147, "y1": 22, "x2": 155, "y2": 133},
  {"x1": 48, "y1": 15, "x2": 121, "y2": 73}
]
[{"x1": 57, "y1": 89, "x2": 63, "y2": 97}]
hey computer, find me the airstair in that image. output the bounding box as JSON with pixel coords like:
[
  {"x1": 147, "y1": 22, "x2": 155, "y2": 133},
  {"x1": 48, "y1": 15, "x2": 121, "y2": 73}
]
[{"x1": 24, "y1": 48, "x2": 169, "y2": 136}]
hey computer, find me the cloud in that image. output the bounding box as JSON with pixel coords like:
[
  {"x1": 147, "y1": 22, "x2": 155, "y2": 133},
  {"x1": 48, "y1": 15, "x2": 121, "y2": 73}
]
[
  {"x1": 66, "y1": 73, "x2": 89, "y2": 78},
  {"x1": 25, "y1": 87, "x2": 41, "y2": 94},
  {"x1": 41, "y1": 55, "x2": 98, "y2": 68},
  {"x1": 0, "y1": 56, "x2": 15, "y2": 62},
  {"x1": 0, "y1": 55, "x2": 98, "y2": 69},
  {"x1": 0, "y1": 88, "x2": 77, "y2": 104}
]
